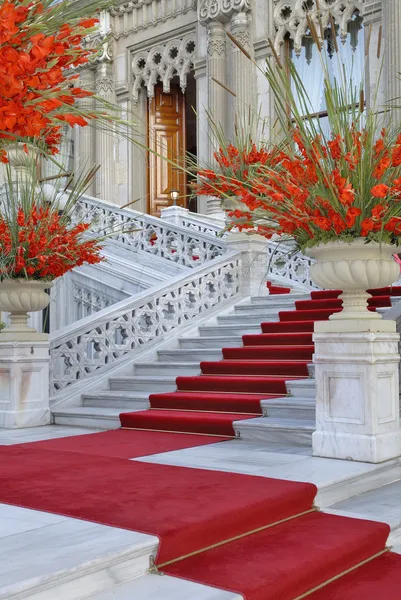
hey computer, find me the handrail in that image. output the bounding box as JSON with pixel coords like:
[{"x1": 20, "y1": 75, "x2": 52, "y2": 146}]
[
  {"x1": 72, "y1": 194, "x2": 227, "y2": 267},
  {"x1": 49, "y1": 250, "x2": 242, "y2": 395}
]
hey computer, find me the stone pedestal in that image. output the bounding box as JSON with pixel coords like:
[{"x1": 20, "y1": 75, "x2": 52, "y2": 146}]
[
  {"x1": 313, "y1": 321, "x2": 401, "y2": 463},
  {"x1": 0, "y1": 341, "x2": 50, "y2": 429},
  {"x1": 226, "y1": 233, "x2": 268, "y2": 296}
]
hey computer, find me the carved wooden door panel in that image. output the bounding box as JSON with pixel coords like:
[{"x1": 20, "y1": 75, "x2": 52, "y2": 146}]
[{"x1": 147, "y1": 84, "x2": 187, "y2": 216}]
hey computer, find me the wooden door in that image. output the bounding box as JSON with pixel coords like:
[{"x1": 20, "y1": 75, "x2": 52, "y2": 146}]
[{"x1": 147, "y1": 85, "x2": 187, "y2": 216}]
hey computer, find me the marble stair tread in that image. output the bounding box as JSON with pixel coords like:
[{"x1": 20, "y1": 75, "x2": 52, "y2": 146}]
[
  {"x1": 157, "y1": 349, "x2": 223, "y2": 362},
  {"x1": 326, "y1": 480, "x2": 401, "y2": 547},
  {"x1": 233, "y1": 416, "x2": 314, "y2": 445},
  {"x1": 286, "y1": 378, "x2": 316, "y2": 398},
  {"x1": 85, "y1": 573, "x2": 242, "y2": 600},
  {"x1": 260, "y1": 399, "x2": 315, "y2": 420},
  {"x1": 133, "y1": 362, "x2": 201, "y2": 375},
  {"x1": 217, "y1": 314, "x2": 279, "y2": 325},
  {"x1": 178, "y1": 336, "x2": 243, "y2": 348},
  {"x1": 82, "y1": 391, "x2": 151, "y2": 410},
  {"x1": 52, "y1": 407, "x2": 124, "y2": 429},
  {"x1": 250, "y1": 294, "x2": 310, "y2": 304},
  {"x1": 199, "y1": 324, "x2": 262, "y2": 335},
  {"x1": 0, "y1": 504, "x2": 158, "y2": 600},
  {"x1": 109, "y1": 376, "x2": 177, "y2": 392}
]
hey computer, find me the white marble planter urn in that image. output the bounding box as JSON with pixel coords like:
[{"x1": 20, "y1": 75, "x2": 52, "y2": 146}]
[
  {"x1": 304, "y1": 239, "x2": 401, "y2": 463},
  {"x1": 305, "y1": 239, "x2": 399, "y2": 325},
  {"x1": 0, "y1": 279, "x2": 52, "y2": 341}
]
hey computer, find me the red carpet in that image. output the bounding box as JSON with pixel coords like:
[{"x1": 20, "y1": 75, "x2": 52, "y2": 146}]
[
  {"x1": 15, "y1": 429, "x2": 230, "y2": 458},
  {"x1": 1, "y1": 439, "x2": 398, "y2": 599},
  {"x1": 119, "y1": 286, "x2": 395, "y2": 436},
  {"x1": 0, "y1": 444, "x2": 317, "y2": 565},
  {"x1": 165, "y1": 512, "x2": 390, "y2": 600},
  {"x1": 306, "y1": 552, "x2": 401, "y2": 599}
]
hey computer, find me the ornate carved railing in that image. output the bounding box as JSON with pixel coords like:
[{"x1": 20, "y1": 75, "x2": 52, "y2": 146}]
[
  {"x1": 266, "y1": 240, "x2": 317, "y2": 289},
  {"x1": 73, "y1": 195, "x2": 227, "y2": 268},
  {"x1": 49, "y1": 252, "x2": 241, "y2": 395}
]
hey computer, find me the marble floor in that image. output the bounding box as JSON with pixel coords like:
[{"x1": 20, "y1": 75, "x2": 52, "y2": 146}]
[{"x1": 1, "y1": 425, "x2": 401, "y2": 599}]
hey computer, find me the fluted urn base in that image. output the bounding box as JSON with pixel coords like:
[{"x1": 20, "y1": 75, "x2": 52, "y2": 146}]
[
  {"x1": 0, "y1": 280, "x2": 52, "y2": 341},
  {"x1": 305, "y1": 239, "x2": 399, "y2": 327}
]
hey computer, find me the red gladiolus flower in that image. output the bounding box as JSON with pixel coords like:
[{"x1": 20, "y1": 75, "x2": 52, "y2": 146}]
[{"x1": 371, "y1": 184, "x2": 390, "y2": 198}]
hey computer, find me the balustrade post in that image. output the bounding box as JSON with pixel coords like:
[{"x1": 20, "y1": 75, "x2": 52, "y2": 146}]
[{"x1": 226, "y1": 232, "x2": 269, "y2": 297}]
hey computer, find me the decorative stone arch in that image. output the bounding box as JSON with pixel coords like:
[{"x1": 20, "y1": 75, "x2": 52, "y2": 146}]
[
  {"x1": 273, "y1": 0, "x2": 364, "y2": 56},
  {"x1": 131, "y1": 34, "x2": 196, "y2": 103}
]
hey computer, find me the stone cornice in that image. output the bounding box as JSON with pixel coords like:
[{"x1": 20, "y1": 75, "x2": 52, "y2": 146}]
[{"x1": 198, "y1": 0, "x2": 251, "y2": 25}]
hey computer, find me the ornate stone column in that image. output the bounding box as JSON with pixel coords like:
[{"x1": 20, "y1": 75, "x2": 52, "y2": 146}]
[
  {"x1": 230, "y1": 10, "x2": 254, "y2": 127},
  {"x1": 382, "y1": 0, "x2": 401, "y2": 106},
  {"x1": 95, "y1": 60, "x2": 116, "y2": 202},
  {"x1": 206, "y1": 21, "x2": 228, "y2": 157},
  {"x1": 76, "y1": 67, "x2": 96, "y2": 195}
]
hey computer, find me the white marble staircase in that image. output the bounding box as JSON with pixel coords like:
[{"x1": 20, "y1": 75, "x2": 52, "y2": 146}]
[{"x1": 53, "y1": 290, "x2": 319, "y2": 443}]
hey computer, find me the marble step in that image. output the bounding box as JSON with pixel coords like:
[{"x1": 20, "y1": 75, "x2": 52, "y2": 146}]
[
  {"x1": 85, "y1": 573, "x2": 242, "y2": 600},
  {"x1": 109, "y1": 376, "x2": 177, "y2": 393},
  {"x1": 261, "y1": 398, "x2": 315, "y2": 420},
  {"x1": 53, "y1": 407, "x2": 122, "y2": 429},
  {"x1": 157, "y1": 349, "x2": 223, "y2": 363},
  {"x1": 234, "y1": 305, "x2": 281, "y2": 317},
  {"x1": 199, "y1": 324, "x2": 261, "y2": 337},
  {"x1": 178, "y1": 336, "x2": 243, "y2": 349},
  {"x1": 217, "y1": 314, "x2": 277, "y2": 325},
  {"x1": 83, "y1": 391, "x2": 150, "y2": 410},
  {"x1": 133, "y1": 362, "x2": 201, "y2": 376},
  {"x1": 234, "y1": 416, "x2": 314, "y2": 445},
  {"x1": 250, "y1": 294, "x2": 310, "y2": 305},
  {"x1": 0, "y1": 504, "x2": 158, "y2": 600},
  {"x1": 286, "y1": 378, "x2": 316, "y2": 398},
  {"x1": 326, "y1": 479, "x2": 401, "y2": 549}
]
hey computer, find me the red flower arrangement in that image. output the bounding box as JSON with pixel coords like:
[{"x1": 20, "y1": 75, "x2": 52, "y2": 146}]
[
  {"x1": 196, "y1": 58, "x2": 401, "y2": 251},
  {"x1": 0, "y1": 0, "x2": 108, "y2": 160},
  {"x1": 0, "y1": 202, "x2": 103, "y2": 280}
]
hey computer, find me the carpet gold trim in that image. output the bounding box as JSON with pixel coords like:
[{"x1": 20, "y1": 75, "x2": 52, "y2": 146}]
[
  {"x1": 292, "y1": 548, "x2": 389, "y2": 600},
  {"x1": 156, "y1": 508, "x2": 317, "y2": 570},
  {"x1": 149, "y1": 408, "x2": 261, "y2": 416},
  {"x1": 120, "y1": 426, "x2": 234, "y2": 438}
]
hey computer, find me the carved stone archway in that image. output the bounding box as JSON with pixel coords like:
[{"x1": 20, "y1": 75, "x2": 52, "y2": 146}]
[{"x1": 131, "y1": 34, "x2": 196, "y2": 103}]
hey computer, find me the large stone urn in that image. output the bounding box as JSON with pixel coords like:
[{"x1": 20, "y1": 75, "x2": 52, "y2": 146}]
[
  {"x1": 0, "y1": 279, "x2": 52, "y2": 341},
  {"x1": 305, "y1": 239, "x2": 399, "y2": 324},
  {"x1": 305, "y1": 239, "x2": 401, "y2": 463}
]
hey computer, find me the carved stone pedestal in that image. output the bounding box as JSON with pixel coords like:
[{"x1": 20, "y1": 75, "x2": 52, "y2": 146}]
[
  {"x1": 313, "y1": 322, "x2": 401, "y2": 463},
  {"x1": 0, "y1": 341, "x2": 50, "y2": 429}
]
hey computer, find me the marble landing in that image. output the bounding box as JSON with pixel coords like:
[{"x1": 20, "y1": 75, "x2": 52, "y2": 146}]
[
  {"x1": 84, "y1": 574, "x2": 243, "y2": 600},
  {"x1": 135, "y1": 439, "x2": 401, "y2": 507},
  {"x1": 0, "y1": 503, "x2": 158, "y2": 600},
  {"x1": 327, "y1": 480, "x2": 401, "y2": 547},
  {"x1": 0, "y1": 424, "x2": 102, "y2": 445}
]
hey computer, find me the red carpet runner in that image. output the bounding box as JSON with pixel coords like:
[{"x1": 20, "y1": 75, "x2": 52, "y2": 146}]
[
  {"x1": 1, "y1": 433, "x2": 401, "y2": 599},
  {"x1": 120, "y1": 285, "x2": 401, "y2": 436}
]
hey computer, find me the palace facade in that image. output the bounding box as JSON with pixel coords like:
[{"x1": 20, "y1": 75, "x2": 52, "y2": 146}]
[{"x1": 68, "y1": 0, "x2": 398, "y2": 217}]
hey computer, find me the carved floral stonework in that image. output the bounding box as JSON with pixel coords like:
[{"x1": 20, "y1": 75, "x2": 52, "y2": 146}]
[
  {"x1": 207, "y1": 38, "x2": 227, "y2": 56},
  {"x1": 198, "y1": 0, "x2": 251, "y2": 24},
  {"x1": 131, "y1": 34, "x2": 196, "y2": 102},
  {"x1": 95, "y1": 76, "x2": 114, "y2": 95},
  {"x1": 232, "y1": 30, "x2": 251, "y2": 50},
  {"x1": 273, "y1": 0, "x2": 364, "y2": 55}
]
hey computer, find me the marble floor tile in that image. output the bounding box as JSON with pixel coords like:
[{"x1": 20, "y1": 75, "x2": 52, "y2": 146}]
[
  {"x1": 0, "y1": 504, "x2": 66, "y2": 539},
  {"x1": 0, "y1": 425, "x2": 101, "y2": 445},
  {"x1": 85, "y1": 573, "x2": 243, "y2": 600},
  {"x1": 135, "y1": 443, "x2": 382, "y2": 488},
  {"x1": 0, "y1": 505, "x2": 158, "y2": 599}
]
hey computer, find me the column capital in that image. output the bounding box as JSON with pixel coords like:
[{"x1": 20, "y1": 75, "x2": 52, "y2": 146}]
[{"x1": 198, "y1": 0, "x2": 251, "y2": 26}]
